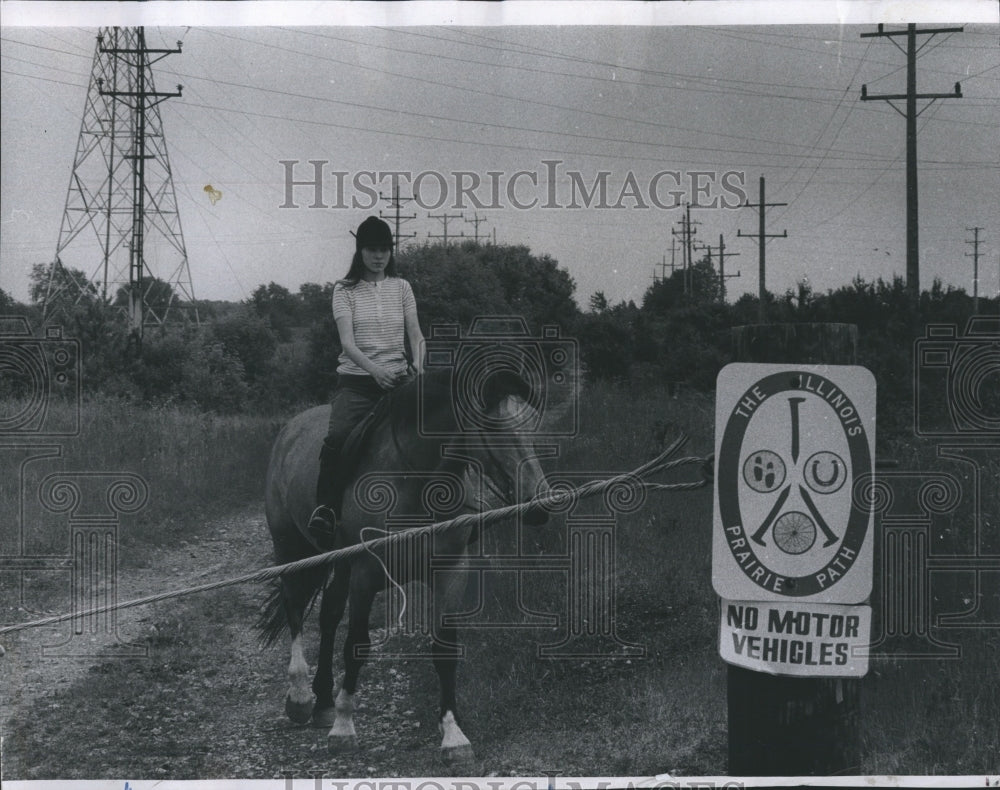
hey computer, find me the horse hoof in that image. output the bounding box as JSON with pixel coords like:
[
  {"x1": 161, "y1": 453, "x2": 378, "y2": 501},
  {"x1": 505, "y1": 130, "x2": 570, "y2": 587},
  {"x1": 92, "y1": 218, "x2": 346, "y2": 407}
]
[
  {"x1": 441, "y1": 744, "x2": 476, "y2": 767},
  {"x1": 284, "y1": 694, "x2": 315, "y2": 724},
  {"x1": 328, "y1": 734, "x2": 359, "y2": 753},
  {"x1": 310, "y1": 706, "x2": 337, "y2": 728}
]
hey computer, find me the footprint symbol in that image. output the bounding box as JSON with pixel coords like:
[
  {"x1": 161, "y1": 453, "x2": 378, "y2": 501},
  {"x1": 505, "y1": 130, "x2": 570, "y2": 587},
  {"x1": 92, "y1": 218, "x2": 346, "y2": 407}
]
[{"x1": 744, "y1": 450, "x2": 786, "y2": 494}]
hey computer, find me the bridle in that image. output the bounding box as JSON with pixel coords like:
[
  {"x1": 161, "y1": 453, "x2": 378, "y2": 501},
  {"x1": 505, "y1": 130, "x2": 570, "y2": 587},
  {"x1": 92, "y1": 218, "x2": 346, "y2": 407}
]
[{"x1": 386, "y1": 386, "x2": 523, "y2": 512}]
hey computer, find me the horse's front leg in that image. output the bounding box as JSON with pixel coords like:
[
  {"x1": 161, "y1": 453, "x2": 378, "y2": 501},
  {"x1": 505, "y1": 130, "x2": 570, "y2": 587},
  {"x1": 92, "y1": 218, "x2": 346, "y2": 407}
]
[
  {"x1": 328, "y1": 563, "x2": 378, "y2": 753},
  {"x1": 433, "y1": 565, "x2": 476, "y2": 767}
]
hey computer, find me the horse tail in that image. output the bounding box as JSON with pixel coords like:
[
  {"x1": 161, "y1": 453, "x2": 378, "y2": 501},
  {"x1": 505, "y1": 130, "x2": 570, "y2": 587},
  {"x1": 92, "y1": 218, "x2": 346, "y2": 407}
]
[
  {"x1": 257, "y1": 581, "x2": 292, "y2": 648},
  {"x1": 257, "y1": 562, "x2": 341, "y2": 648}
]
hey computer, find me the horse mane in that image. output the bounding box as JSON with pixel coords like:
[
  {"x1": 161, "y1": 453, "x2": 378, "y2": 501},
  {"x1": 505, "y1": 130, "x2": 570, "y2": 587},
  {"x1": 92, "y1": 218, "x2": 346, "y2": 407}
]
[{"x1": 385, "y1": 367, "x2": 537, "y2": 437}]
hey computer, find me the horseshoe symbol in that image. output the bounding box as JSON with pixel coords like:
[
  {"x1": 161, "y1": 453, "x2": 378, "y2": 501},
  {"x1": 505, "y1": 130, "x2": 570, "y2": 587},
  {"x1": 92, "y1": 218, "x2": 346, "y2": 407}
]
[
  {"x1": 811, "y1": 457, "x2": 841, "y2": 487},
  {"x1": 804, "y1": 450, "x2": 848, "y2": 495}
]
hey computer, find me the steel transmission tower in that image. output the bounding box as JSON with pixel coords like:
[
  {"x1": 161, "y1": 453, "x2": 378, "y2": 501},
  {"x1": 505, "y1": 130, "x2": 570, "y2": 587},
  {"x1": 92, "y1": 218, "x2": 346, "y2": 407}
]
[{"x1": 44, "y1": 27, "x2": 197, "y2": 335}]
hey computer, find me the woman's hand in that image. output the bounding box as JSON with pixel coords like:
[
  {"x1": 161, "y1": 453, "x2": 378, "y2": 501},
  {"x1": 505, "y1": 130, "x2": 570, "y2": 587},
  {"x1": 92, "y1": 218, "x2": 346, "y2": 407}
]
[{"x1": 371, "y1": 365, "x2": 404, "y2": 390}]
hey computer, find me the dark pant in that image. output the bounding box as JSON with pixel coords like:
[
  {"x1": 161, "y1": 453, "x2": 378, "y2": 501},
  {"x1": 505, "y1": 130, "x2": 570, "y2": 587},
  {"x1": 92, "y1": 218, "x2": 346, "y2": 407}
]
[
  {"x1": 326, "y1": 375, "x2": 385, "y2": 453},
  {"x1": 316, "y1": 375, "x2": 386, "y2": 513}
]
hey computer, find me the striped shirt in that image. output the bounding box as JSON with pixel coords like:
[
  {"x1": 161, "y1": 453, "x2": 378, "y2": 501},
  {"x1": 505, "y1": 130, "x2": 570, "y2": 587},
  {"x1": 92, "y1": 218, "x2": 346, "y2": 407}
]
[{"x1": 332, "y1": 277, "x2": 417, "y2": 377}]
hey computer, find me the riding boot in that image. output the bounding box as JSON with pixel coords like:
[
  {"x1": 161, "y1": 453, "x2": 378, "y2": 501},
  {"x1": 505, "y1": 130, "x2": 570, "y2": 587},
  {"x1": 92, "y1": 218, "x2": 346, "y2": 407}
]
[{"x1": 308, "y1": 440, "x2": 344, "y2": 551}]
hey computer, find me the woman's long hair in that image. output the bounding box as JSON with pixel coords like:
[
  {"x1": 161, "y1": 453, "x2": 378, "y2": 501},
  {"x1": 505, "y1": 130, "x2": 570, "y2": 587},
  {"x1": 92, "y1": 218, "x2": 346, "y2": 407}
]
[{"x1": 338, "y1": 250, "x2": 398, "y2": 287}]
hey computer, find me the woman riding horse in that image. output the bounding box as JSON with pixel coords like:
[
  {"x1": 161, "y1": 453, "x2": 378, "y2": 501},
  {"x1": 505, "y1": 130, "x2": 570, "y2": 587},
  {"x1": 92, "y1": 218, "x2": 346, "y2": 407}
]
[
  {"x1": 264, "y1": 366, "x2": 552, "y2": 766},
  {"x1": 308, "y1": 216, "x2": 425, "y2": 549}
]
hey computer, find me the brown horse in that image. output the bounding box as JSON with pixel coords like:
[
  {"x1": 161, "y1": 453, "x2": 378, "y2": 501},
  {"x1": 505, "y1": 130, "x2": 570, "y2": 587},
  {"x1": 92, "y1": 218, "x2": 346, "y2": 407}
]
[{"x1": 260, "y1": 369, "x2": 552, "y2": 765}]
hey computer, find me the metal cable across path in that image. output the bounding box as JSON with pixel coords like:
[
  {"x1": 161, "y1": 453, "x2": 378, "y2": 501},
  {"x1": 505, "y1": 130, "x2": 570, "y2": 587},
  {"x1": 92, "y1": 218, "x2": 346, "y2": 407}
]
[{"x1": 0, "y1": 436, "x2": 712, "y2": 640}]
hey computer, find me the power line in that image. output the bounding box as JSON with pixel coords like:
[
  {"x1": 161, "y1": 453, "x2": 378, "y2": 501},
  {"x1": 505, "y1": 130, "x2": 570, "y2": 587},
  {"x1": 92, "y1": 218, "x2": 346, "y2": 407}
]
[
  {"x1": 700, "y1": 26, "x2": 990, "y2": 83},
  {"x1": 773, "y1": 40, "x2": 873, "y2": 222},
  {"x1": 8, "y1": 30, "x2": 995, "y2": 152},
  {"x1": 147, "y1": 61, "x2": 943, "y2": 168},
  {"x1": 270, "y1": 28, "x2": 999, "y2": 120},
  {"x1": 384, "y1": 25, "x2": 853, "y2": 95},
  {"x1": 166, "y1": 94, "x2": 992, "y2": 174},
  {"x1": 4, "y1": 60, "x2": 993, "y2": 178}
]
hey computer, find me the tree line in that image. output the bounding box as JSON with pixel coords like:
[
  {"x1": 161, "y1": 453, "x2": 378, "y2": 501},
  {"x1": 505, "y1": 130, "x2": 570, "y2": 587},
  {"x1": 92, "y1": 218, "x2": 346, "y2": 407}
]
[{"x1": 3, "y1": 245, "x2": 992, "y2": 437}]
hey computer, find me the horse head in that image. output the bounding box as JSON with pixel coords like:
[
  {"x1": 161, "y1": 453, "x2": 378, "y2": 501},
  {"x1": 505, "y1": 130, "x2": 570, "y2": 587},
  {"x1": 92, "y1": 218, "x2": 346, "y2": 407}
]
[
  {"x1": 454, "y1": 367, "x2": 553, "y2": 527},
  {"x1": 396, "y1": 367, "x2": 555, "y2": 526}
]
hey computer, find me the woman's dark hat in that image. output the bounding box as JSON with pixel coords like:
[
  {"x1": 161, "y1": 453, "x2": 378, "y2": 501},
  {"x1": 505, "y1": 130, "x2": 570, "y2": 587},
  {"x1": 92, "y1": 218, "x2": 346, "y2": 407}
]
[{"x1": 352, "y1": 216, "x2": 393, "y2": 251}]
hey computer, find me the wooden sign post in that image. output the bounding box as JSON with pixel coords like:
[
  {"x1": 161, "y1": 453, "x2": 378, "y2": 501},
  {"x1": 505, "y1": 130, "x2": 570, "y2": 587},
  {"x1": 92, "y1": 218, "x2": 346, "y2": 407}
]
[{"x1": 720, "y1": 322, "x2": 870, "y2": 775}]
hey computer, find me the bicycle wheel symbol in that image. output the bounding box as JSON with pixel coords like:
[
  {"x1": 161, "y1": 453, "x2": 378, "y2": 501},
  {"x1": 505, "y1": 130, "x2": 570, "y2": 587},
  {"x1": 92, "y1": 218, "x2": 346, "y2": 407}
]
[{"x1": 772, "y1": 510, "x2": 817, "y2": 555}]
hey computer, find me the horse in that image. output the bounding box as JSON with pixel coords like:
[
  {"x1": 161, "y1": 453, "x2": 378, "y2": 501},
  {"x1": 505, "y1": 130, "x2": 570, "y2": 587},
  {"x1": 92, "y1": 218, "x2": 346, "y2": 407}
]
[{"x1": 259, "y1": 368, "x2": 554, "y2": 765}]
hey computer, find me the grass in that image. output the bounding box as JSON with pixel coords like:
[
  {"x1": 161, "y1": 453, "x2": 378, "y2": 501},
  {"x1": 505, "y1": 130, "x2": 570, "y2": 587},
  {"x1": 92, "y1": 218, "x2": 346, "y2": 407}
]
[
  {"x1": 0, "y1": 394, "x2": 284, "y2": 565},
  {"x1": 2, "y1": 382, "x2": 998, "y2": 776}
]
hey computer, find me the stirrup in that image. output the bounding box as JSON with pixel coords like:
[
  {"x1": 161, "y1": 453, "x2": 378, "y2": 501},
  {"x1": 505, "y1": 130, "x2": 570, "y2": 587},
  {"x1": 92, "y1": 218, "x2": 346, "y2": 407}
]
[{"x1": 307, "y1": 505, "x2": 339, "y2": 550}]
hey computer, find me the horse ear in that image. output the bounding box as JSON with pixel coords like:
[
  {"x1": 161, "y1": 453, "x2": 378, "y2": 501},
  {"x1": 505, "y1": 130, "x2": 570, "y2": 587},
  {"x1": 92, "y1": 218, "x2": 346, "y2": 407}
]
[{"x1": 481, "y1": 369, "x2": 531, "y2": 411}]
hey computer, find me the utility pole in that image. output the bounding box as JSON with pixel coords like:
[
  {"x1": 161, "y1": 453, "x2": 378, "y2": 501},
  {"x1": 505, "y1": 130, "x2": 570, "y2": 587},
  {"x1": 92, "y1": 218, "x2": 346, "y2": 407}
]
[
  {"x1": 464, "y1": 213, "x2": 489, "y2": 245},
  {"x1": 379, "y1": 184, "x2": 417, "y2": 256},
  {"x1": 670, "y1": 215, "x2": 689, "y2": 294},
  {"x1": 965, "y1": 226, "x2": 983, "y2": 313},
  {"x1": 45, "y1": 27, "x2": 195, "y2": 339},
  {"x1": 695, "y1": 236, "x2": 741, "y2": 303},
  {"x1": 718, "y1": 234, "x2": 742, "y2": 303},
  {"x1": 860, "y1": 23, "x2": 963, "y2": 300},
  {"x1": 738, "y1": 176, "x2": 787, "y2": 324},
  {"x1": 671, "y1": 206, "x2": 702, "y2": 297},
  {"x1": 427, "y1": 212, "x2": 465, "y2": 250},
  {"x1": 652, "y1": 248, "x2": 672, "y2": 284}
]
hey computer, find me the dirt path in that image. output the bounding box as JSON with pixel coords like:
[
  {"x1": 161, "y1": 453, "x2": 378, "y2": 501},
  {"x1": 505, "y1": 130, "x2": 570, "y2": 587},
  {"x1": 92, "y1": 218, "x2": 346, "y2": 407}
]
[
  {"x1": 1, "y1": 504, "x2": 726, "y2": 779},
  {"x1": 0, "y1": 505, "x2": 550, "y2": 778}
]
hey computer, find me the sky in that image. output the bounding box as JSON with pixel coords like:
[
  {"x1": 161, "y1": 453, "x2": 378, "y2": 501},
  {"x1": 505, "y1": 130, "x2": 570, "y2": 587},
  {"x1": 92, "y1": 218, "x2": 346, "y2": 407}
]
[{"x1": 1, "y1": 1, "x2": 998, "y2": 311}]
